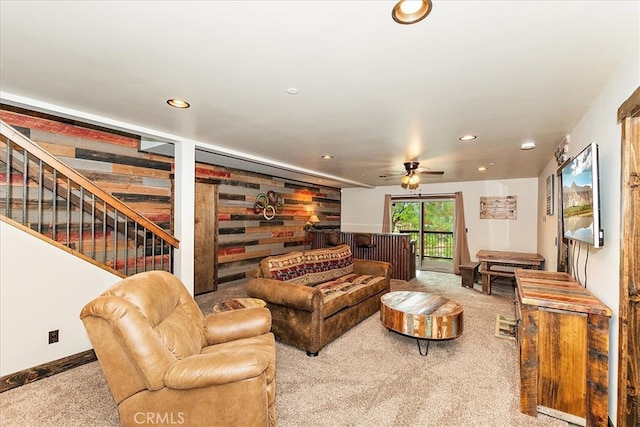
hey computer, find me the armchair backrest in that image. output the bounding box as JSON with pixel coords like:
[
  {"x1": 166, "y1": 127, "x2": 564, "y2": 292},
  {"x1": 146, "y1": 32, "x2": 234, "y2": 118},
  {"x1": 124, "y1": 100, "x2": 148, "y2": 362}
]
[{"x1": 80, "y1": 271, "x2": 207, "y2": 403}]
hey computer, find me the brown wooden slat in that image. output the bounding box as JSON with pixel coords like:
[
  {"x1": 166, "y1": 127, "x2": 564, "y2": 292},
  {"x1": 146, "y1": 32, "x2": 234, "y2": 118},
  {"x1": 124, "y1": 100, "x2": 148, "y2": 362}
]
[
  {"x1": 309, "y1": 231, "x2": 414, "y2": 280},
  {"x1": 587, "y1": 314, "x2": 611, "y2": 426}
]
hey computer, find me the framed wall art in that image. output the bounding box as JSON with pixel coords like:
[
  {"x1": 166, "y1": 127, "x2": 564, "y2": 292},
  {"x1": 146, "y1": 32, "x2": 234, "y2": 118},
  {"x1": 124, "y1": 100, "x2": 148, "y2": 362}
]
[
  {"x1": 480, "y1": 196, "x2": 517, "y2": 220},
  {"x1": 546, "y1": 174, "x2": 554, "y2": 215}
]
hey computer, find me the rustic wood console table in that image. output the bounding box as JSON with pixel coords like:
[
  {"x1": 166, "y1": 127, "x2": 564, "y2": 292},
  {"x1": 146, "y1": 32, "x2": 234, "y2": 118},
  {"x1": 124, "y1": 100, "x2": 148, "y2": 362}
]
[
  {"x1": 515, "y1": 270, "x2": 611, "y2": 426},
  {"x1": 476, "y1": 249, "x2": 544, "y2": 294}
]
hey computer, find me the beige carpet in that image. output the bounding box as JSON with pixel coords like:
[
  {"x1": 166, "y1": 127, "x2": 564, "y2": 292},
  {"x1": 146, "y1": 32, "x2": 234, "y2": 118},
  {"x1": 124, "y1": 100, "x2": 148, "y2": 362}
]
[{"x1": 0, "y1": 271, "x2": 568, "y2": 426}]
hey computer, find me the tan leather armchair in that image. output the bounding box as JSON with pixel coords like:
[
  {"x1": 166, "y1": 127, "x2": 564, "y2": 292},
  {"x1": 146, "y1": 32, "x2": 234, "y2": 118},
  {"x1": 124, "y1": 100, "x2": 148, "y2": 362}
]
[{"x1": 80, "y1": 271, "x2": 276, "y2": 427}]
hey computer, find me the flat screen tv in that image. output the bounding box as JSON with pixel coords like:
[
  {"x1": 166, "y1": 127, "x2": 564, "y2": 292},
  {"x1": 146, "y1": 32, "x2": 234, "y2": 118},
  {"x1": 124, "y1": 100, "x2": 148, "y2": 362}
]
[{"x1": 560, "y1": 142, "x2": 604, "y2": 248}]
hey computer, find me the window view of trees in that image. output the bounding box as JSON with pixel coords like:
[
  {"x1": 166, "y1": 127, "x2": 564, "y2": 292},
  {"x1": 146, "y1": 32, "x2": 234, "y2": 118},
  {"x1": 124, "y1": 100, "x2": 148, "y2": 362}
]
[
  {"x1": 391, "y1": 202, "x2": 420, "y2": 232},
  {"x1": 391, "y1": 200, "x2": 455, "y2": 260},
  {"x1": 423, "y1": 201, "x2": 454, "y2": 232}
]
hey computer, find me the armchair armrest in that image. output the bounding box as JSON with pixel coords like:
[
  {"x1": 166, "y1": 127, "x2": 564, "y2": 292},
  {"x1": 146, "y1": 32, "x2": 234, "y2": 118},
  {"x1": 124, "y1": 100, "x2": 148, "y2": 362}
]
[
  {"x1": 353, "y1": 259, "x2": 391, "y2": 280},
  {"x1": 205, "y1": 307, "x2": 271, "y2": 345},
  {"x1": 164, "y1": 351, "x2": 269, "y2": 390},
  {"x1": 246, "y1": 278, "x2": 322, "y2": 312}
]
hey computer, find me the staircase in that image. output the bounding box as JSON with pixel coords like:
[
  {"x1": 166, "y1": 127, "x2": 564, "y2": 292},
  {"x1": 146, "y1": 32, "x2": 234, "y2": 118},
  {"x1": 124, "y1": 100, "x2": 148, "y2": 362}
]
[{"x1": 0, "y1": 120, "x2": 179, "y2": 276}]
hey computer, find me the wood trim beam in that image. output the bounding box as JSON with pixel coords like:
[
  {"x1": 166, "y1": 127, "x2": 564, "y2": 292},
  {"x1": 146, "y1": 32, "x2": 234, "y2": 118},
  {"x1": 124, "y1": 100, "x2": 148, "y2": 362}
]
[
  {"x1": 0, "y1": 350, "x2": 97, "y2": 393},
  {"x1": 618, "y1": 85, "x2": 640, "y2": 122},
  {"x1": 617, "y1": 87, "x2": 640, "y2": 427}
]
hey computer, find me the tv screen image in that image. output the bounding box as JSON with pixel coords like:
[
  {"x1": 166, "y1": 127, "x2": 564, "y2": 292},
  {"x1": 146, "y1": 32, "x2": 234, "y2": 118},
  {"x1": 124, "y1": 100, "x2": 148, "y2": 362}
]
[{"x1": 560, "y1": 142, "x2": 602, "y2": 247}]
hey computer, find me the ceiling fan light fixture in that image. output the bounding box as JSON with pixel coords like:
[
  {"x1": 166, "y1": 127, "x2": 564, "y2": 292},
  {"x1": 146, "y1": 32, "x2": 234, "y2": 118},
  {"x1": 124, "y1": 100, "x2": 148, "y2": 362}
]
[
  {"x1": 392, "y1": 0, "x2": 432, "y2": 25},
  {"x1": 401, "y1": 170, "x2": 420, "y2": 190}
]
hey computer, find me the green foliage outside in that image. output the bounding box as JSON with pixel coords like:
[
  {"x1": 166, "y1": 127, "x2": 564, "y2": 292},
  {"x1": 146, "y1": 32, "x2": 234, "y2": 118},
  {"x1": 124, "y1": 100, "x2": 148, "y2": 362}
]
[
  {"x1": 391, "y1": 202, "x2": 420, "y2": 232},
  {"x1": 391, "y1": 200, "x2": 455, "y2": 259},
  {"x1": 391, "y1": 201, "x2": 454, "y2": 232}
]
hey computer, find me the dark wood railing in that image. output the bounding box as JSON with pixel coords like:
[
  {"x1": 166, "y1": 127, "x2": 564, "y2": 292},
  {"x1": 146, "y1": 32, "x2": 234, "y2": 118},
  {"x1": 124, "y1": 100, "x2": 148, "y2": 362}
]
[
  {"x1": 309, "y1": 231, "x2": 416, "y2": 281},
  {"x1": 398, "y1": 229, "x2": 453, "y2": 260},
  {"x1": 0, "y1": 120, "x2": 179, "y2": 275}
]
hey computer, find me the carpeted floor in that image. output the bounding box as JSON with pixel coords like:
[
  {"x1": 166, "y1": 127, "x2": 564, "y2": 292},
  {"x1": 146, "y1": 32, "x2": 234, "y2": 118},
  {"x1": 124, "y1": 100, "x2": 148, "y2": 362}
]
[{"x1": 0, "y1": 271, "x2": 568, "y2": 426}]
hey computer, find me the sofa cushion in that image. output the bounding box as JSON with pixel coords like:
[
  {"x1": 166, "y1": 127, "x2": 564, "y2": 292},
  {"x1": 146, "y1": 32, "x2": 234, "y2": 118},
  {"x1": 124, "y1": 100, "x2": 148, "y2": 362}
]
[
  {"x1": 316, "y1": 273, "x2": 387, "y2": 317},
  {"x1": 260, "y1": 251, "x2": 309, "y2": 285},
  {"x1": 303, "y1": 244, "x2": 354, "y2": 286}
]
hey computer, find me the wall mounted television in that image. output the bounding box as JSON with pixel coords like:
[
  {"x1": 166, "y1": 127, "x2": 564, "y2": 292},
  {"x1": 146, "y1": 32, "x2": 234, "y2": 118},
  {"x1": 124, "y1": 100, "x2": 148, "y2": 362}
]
[{"x1": 560, "y1": 142, "x2": 604, "y2": 248}]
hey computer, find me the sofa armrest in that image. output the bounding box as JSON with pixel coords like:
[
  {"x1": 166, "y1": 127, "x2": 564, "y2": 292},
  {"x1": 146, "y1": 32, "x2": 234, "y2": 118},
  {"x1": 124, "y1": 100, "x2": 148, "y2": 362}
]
[
  {"x1": 204, "y1": 307, "x2": 272, "y2": 345},
  {"x1": 164, "y1": 351, "x2": 269, "y2": 390},
  {"x1": 353, "y1": 259, "x2": 391, "y2": 281},
  {"x1": 246, "y1": 278, "x2": 322, "y2": 312}
]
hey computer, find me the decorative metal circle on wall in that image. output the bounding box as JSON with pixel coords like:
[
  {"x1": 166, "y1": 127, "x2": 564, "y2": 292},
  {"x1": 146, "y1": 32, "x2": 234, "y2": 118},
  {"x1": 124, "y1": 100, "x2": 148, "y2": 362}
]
[{"x1": 253, "y1": 191, "x2": 283, "y2": 220}]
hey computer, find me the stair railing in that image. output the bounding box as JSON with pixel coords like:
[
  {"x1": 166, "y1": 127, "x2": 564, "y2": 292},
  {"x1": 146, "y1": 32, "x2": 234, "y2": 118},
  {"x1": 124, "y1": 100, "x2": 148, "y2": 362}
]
[{"x1": 1, "y1": 119, "x2": 179, "y2": 275}]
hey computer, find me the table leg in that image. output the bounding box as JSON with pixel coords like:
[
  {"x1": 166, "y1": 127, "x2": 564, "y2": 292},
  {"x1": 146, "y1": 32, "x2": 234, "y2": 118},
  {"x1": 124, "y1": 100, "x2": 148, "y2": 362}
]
[
  {"x1": 482, "y1": 273, "x2": 490, "y2": 294},
  {"x1": 417, "y1": 339, "x2": 430, "y2": 356}
]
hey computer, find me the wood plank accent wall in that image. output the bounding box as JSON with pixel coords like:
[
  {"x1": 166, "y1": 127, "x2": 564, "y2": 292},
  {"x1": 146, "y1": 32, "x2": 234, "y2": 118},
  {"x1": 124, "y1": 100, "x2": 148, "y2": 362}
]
[
  {"x1": 195, "y1": 163, "x2": 341, "y2": 287},
  {"x1": 309, "y1": 231, "x2": 416, "y2": 281},
  {"x1": 1, "y1": 105, "x2": 342, "y2": 289},
  {"x1": 0, "y1": 106, "x2": 173, "y2": 232}
]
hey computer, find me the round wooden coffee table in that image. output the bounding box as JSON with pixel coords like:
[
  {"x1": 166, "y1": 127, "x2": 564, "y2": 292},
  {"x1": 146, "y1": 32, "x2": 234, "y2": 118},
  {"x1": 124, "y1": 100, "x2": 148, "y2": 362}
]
[
  {"x1": 213, "y1": 297, "x2": 266, "y2": 313},
  {"x1": 380, "y1": 291, "x2": 463, "y2": 355}
]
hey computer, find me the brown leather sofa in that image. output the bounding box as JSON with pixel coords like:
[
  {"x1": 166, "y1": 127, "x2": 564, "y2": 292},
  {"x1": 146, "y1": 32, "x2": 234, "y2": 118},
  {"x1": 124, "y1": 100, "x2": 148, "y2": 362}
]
[
  {"x1": 80, "y1": 271, "x2": 276, "y2": 427},
  {"x1": 246, "y1": 244, "x2": 391, "y2": 357}
]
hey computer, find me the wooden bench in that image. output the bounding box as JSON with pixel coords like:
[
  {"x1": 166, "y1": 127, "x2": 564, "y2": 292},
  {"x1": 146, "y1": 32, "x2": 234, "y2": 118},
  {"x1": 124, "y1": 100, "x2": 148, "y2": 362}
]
[
  {"x1": 476, "y1": 250, "x2": 545, "y2": 295},
  {"x1": 460, "y1": 261, "x2": 480, "y2": 288},
  {"x1": 481, "y1": 265, "x2": 516, "y2": 295}
]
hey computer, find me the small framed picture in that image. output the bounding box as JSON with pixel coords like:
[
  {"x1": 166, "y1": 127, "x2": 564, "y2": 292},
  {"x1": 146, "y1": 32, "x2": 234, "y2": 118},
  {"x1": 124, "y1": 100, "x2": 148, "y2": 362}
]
[{"x1": 546, "y1": 174, "x2": 554, "y2": 215}]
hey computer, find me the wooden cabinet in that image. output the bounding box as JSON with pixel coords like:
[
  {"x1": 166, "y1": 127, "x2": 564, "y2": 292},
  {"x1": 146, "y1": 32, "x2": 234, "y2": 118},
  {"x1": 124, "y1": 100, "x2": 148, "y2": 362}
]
[{"x1": 515, "y1": 270, "x2": 612, "y2": 426}]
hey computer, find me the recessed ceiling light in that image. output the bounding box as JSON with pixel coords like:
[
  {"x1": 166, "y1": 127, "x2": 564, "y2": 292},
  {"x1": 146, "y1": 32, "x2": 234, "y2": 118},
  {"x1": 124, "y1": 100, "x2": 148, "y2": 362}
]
[
  {"x1": 286, "y1": 88, "x2": 299, "y2": 95},
  {"x1": 477, "y1": 166, "x2": 487, "y2": 171},
  {"x1": 521, "y1": 141, "x2": 536, "y2": 150},
  {"x1": 392, "y1": 0, "x2": 433, "y2": 25},
  {"x1": 459, "y1": 135, "x2": 477, "y2": 141},
  {"x1": 167, "y1": 99, "x2": 190, "y2": 109},
  {"x1": 321, "y1": 155, "x2": 333, "y2": 160}
]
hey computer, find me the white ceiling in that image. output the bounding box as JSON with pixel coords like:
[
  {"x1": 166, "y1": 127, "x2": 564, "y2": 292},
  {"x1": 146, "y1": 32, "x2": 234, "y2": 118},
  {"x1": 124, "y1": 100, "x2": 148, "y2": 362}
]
[{"x1": 1, "y1": 1, "x2": 638, "y2": 188}]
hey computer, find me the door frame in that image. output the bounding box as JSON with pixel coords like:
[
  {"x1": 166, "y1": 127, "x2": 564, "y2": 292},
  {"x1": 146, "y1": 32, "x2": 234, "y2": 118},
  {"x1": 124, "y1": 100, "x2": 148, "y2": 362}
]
[{"x1": 616, "y1": 85, "x2": 639, "y2": 426}]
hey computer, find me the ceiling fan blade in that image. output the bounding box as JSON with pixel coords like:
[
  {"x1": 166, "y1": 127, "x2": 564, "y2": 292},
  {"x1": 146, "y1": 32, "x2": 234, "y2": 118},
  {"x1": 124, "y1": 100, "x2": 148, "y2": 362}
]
[
  {"x1": 418, "y1": 170, "x2": 445, "y2": 175},
  {"x1": 378, "y1": 171, "x2": 406, "y2": 178}
]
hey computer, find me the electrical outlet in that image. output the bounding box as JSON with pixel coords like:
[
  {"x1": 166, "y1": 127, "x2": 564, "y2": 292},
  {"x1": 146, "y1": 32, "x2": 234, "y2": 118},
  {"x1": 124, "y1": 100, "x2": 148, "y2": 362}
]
[{"x1": 48, "y1": 329, "x2": 59, "y2": 344}]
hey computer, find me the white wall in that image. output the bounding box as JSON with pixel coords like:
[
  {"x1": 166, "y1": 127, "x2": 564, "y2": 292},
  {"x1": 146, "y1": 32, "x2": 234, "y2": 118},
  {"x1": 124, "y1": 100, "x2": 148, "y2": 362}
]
[
  {"x1": 0, "y1": 221, "x2": 120, "y2": 376},
  {"x1": 536, "y1": 46, "x2": 639, "y2": 423},
  {"x1": 342, "y1": 177, "x2": 539, "y2": 261}
]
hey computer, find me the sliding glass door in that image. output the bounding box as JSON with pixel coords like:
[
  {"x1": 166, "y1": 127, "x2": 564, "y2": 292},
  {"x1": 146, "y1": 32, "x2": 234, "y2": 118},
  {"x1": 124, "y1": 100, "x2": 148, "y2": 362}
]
[{"x1": 391, "y1": 197, "x2": 455, "y2": 272}]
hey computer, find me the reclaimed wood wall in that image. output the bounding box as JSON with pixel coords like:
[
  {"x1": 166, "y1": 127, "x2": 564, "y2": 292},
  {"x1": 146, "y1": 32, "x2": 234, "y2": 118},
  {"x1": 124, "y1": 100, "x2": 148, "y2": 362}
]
[
  {"x1": 0, "y1": 106, "x2": 173, "y2": 231},
  {"x1": 0, "y1": 105, "x2": 341, "y2": 288},
  {"x1": 197, "y1": 165, "x2": 340, "y2": 287}
]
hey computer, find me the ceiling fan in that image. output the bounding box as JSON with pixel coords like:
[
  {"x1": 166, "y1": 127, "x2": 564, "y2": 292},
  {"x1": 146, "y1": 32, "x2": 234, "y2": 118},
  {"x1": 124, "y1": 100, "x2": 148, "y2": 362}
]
[{"x1": 379, "y1": 161, "x2": 444, "y2": 189}]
